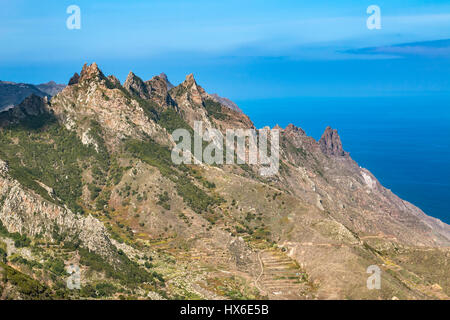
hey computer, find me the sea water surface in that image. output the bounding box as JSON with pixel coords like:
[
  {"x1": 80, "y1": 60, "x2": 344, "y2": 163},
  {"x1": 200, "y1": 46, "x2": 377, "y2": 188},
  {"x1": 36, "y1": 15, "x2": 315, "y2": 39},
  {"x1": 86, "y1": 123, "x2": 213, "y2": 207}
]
[{"x1": 237, "y1": 96, "x2": 450, "y2": 224}]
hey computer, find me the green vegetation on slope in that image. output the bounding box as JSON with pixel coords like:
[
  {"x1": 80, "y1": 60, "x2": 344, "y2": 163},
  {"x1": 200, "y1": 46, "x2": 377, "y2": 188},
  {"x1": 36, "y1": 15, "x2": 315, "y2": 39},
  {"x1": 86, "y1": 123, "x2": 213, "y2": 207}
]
[
  {"x1": 0, "y1": 115, "x2": 117, "y2": 214},
  {"x1": 204, "y1": 99, "x2": 229, "y2": 121},
  {"x1": 125, "y1": 139, "x2": 223, "y2": 213}
]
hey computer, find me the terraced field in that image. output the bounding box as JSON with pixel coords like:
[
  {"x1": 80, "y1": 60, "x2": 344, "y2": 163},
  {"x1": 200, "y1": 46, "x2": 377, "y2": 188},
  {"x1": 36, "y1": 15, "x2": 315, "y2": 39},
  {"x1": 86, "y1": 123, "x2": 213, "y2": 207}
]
[{"x1": 257, "y1": 249, "x2": 314, "y2": 299}]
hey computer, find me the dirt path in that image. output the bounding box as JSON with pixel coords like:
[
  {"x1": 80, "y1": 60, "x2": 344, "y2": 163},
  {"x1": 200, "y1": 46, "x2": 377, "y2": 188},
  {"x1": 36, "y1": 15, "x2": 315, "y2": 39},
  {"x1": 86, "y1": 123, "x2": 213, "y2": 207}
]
[{"x1": 254, "y1": 251, "x2": 266, "y2": 295}]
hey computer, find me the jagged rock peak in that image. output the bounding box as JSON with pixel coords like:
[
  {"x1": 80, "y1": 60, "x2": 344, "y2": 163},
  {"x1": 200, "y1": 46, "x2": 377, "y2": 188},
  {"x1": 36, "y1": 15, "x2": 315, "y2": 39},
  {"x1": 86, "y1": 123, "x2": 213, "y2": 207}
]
[
  {"x1": 79, "y1": 62, "x2": 105, "y2": 82},
  {"x1": 0, "y1": 158, "x2": 8, "y2": 175},
  {"x1": 157, "y1": 73, "x2": 175, "y2": 90},
  {"x1": 124, "y1": 71, "x2": 142, "y2": 85},
  {"x1": 183, "y1": 73, "x2": 198, "y2": 88},
  {"x1": 68, "y1": 73, "x2": 80, "y2": 86},
  {"x1": 123, "y1": 71, "x2": 149, "y2": 99},
  {"x1": 285, "y1": 123, "x2": 306, "y2": 136},
  {"x1": 17, "y1": 94, "x2": 48, "y2": 115},
  {"x1": 210, "y1": 94, "x2": 243, "y2": 113},
  {"x1": 319, "y1": 126, "x2": 348, "y2": 157},
  {"x1": 186, "y1": 73, "x2": 195, "y2": 81},
  {"x1": 107, "y1": 75, "x2": 121, "y2": 87}
]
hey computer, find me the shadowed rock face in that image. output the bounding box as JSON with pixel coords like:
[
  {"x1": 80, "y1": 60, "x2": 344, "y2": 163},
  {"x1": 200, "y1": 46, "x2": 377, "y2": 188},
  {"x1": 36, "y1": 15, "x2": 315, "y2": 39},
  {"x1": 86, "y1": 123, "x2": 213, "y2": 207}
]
[
  {"x1": 124, "y1": 72, "x2": 150, "y2": 99},
  {"x1": 146, "y1": 73, "x2": 176, "y2": 107},
  {"x1": 158, "y1": 73, "x2": 174, "y2": 90},
  {"x1": 123, "y1": 72, "x2": 176, "y2": 107},
  {"x1": 319, "y1": 126, "x2": 348, "y2": 157},
  {"x1": 285, "y1": 123, "x2": 306, "y2": 136},
  {"x1": 0, "y1": 81, "x2": 48, "y2": 111},
  {"x1": 0, "y1": 94, "x2": 49, "y2": 126},
  {"x1": 68, "y1": 73, "x2": 80, "y2": 86},
  {"x1": 79, "y1": 62, "x2": 106, "y2": 82}
]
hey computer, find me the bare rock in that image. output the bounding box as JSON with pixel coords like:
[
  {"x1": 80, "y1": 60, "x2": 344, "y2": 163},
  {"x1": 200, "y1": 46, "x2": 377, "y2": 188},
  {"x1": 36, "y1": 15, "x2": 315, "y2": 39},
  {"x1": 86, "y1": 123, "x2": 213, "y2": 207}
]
[
  {"x1": 319, "y1": 126, "x2": 348, "y2": 157},
  {"x1": 68, "y1": 73, "x2": 80, "y2": 86}
]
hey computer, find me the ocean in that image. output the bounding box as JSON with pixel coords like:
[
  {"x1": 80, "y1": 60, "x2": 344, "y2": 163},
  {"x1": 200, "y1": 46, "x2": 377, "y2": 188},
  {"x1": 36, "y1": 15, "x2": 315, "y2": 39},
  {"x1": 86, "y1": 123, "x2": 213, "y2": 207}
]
[{"x1": 237, "y1": 96, "x2": 450, "y2": 224}]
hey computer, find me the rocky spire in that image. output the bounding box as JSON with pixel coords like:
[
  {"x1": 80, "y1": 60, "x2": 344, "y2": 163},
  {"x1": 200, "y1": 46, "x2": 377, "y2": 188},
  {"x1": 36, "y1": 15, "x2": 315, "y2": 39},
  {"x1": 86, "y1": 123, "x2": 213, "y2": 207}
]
[
  {"x1": 79, "y1": 63, "x2": 105, "y2": 82},
  {"x1": 181, "y1": 73, "x2": 203, "y2": 105},
  {"x1": 158, "y1": 73, "x2": 174, "y2": 90},
  {"x1": 184, "y1": 73, "x2": 196, "y2": 86},
  {"x1": 14, "y1": 94, "x2": 48, "y2": 116},
  {"x1": 146, "y1": 74, "x2": 176, "y2": 107},
  {"x1": 285, "y1": 124, "x2": 306, "y2": 136},
  {"x1": 107, "y1": 75, "x2": 121, "y2": 88},
  {"x1": 68, "y1": 73, "x2": 80, "y2": 86},
  {"x1": 319, "y1": 126, "x2": 348, "y2": 157},
  {"x1": 123, "y1": 71, "x2": 150, "y2": 99}
]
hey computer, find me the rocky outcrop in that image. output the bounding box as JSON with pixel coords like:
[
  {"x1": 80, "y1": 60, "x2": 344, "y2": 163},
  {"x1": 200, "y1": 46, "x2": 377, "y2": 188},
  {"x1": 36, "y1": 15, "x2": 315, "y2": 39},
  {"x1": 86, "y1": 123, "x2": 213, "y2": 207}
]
[
  {"x1": 158, "y1": 73, "x2": 174, "y2": 90},
  {"x1": 181, "y1": 73, "x2": 205, "y2": 106},
  {"x1": 68, "y1": 73, "x2": 80, "y2": 86},
  {"x1": 0, "y1": 81, "x2": 48, "y2": 111},
  {"x1": 107, "y1": 75, "x2": 121, "y2": 88},
  {"x1": 124, "y1": 72, "x2": 150, "y2": 99},
  {"x1": 0, "y1": 159, "x2": 114, "y2": 258},
  {"x1": 79, "y1": 63, "x2": 105, "y2": 83},
  {"x1": 319, "y1": 126, "x2": 348, "y2": 157},
  {"x1": 285, "y1": 123, "x2": 306, "y2": 136},
  {"x1": 50, "y1": 63, "x2": 172, "y2": 147},
  {"x1": 168, "y1": 73, "x2": 212, "y2": 127},
  {"x1": 0, "y1": 94, "x2": 49, "y2": 126},
  {"x1": 123, "y1": 71, "x2": 176, "y2": 108},
  {"x1": 146, "y1": 74, "x2": 176, "y2": 107}
]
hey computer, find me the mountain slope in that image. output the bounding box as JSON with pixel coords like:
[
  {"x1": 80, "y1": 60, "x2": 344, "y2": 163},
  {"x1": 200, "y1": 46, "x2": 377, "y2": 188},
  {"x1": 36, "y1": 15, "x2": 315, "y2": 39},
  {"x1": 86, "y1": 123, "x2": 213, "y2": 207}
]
[
  {"x1": 0, "y1": 63, "x2": 449, "y2": 300},
  {"x1": 36, "y1": 81, "x2": 66, "y2": 96},
  {"x1": 0, "y1": 81, "x2": 48, "y2": 111},
  {"x1": 0, "y1": 80, "x2": 65, "y2": 112}
]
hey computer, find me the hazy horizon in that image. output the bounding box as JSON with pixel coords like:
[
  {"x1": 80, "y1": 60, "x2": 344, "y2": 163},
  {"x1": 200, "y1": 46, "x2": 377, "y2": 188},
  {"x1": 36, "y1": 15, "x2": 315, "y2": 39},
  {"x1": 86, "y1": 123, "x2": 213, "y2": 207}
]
[{"x1": 1, "y1": 0, "x2": 450, "y2": 100}]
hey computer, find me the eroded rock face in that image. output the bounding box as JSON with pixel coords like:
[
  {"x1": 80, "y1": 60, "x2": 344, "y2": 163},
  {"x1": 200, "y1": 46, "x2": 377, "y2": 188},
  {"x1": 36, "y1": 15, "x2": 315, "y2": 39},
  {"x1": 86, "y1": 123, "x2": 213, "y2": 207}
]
[
  {"x1": 50, "y1": 63, "x2": 172, "y2": 148},
  {"x1": 0, "y1": 160, "x2": 114, "y2": 258},
  {"x1": 79, "y1": 62, "x2": 105, "y2": 82},
  {"x1": 124, "y1": 72, "x2": 150, "y2": 99},
  {"x1": 0, "y1": 81, "x2": 48, "y2": 111},
  {"x1": 319, "y1": 126, "x2": 348, "y2": 157},
  {"x1": 145, "y1": 74, "x2": 176, "y2": 107},
  {"x1": 107, "y1": 75, "x2": 121, "y2": 88}
]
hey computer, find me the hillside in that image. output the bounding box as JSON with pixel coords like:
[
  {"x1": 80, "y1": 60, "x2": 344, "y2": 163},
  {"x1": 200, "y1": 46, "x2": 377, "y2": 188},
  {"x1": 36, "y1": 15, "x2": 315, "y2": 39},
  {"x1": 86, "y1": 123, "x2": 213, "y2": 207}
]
[
  {"x1": 0, "y1": 63, "x2": 449, "y2": 300},
  {"x1": 0, "y1": 80, "x2": 65, "y2": 112}
]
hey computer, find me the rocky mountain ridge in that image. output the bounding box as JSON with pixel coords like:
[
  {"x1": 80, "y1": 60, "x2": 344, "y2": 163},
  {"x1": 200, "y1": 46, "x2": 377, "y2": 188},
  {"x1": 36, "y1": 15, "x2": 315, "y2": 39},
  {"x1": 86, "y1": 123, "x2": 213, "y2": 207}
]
[
  {"x1": 0, "y1": 80, "x2": 65, "y2": 112},
  {"x1": 0, "y1": 63, "x2": 448, "y2": 300}
]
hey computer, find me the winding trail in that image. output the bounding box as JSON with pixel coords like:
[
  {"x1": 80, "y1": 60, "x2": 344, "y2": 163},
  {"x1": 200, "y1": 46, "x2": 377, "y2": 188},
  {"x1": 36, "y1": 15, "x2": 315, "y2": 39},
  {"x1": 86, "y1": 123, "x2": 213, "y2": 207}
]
[{"x1": 254, "y1": 251, "x2": 265, "y2": 295}]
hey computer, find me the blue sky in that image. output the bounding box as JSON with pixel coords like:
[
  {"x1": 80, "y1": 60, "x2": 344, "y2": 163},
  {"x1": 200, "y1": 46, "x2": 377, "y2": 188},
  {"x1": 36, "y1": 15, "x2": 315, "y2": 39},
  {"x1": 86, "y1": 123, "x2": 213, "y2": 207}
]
[{"x1": 1, "y1": 0, "x2": 450, "y2": 99}]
